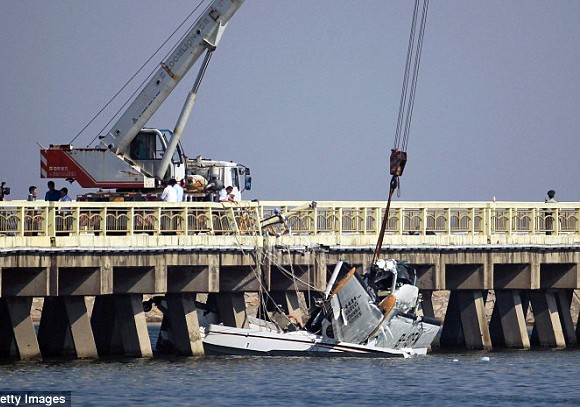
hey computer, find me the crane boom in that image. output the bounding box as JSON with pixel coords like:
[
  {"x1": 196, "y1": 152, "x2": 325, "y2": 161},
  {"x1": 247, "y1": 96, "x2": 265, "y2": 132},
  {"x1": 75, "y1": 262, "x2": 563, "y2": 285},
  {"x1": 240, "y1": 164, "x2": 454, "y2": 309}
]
[{"x1": 100, "y1": 0, "x2": 244, "y2": 156}]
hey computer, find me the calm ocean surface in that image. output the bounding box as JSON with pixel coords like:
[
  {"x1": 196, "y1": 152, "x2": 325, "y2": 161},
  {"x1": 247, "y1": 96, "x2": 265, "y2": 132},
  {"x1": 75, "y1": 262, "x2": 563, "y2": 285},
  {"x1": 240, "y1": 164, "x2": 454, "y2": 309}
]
[{"x1": 1, "y1": 326, "x2": 580, "y2": 407}]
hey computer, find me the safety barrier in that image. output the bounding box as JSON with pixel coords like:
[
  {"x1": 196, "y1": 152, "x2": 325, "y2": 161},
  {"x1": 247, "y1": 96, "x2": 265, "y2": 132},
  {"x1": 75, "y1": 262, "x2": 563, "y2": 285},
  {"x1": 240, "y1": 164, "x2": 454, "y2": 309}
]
[{"x1": 0, "y1": 200, "x2": 578, "y2": 238}]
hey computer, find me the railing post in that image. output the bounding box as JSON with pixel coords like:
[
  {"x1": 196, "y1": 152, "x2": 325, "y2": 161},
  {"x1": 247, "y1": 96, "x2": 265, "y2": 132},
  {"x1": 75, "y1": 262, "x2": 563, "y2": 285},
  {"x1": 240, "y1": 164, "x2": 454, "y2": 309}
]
[
  {"x1": 446, "y1": 208, "x2": 451, "y2": 236},
  {"x1": 313, "y1": 204, "x2": 318, "y2": 235},
  {"x1": 375, "y1": 207, "x2": 381, "y2": 239},
  {"x1": 398, "y1": 207, "x2": 404, "y2": 235},
  {"x1": 363, "y1": 207, "x2": 368, "y2": 235},
  {"x1": 470, "y1": 207, "x2": 474, "y2": 235},
  {"x1": 421, "y1": 207, "x2": 427, "y2": 235},
  {"x1": 128, "y1": 206, "x2": 134, "y2": 236},
  {"x1": 157, "y1": 206, "x2": 162, "y2": 235},
  {"x1": 47, "y1": 203, "x2": 56, "y2": 237},
  {"x1": 18, "y1": 206, "x2": 24, "y2": 237},
  {"x1": 73, "y1": 206, "x2": 79, "y2": 236},
  {"x1": 230, "y1": 207, "x2": 240, "y2": 234},
  {"x1": 208, "y1": 206, "x2": 215, "y2": 235}
]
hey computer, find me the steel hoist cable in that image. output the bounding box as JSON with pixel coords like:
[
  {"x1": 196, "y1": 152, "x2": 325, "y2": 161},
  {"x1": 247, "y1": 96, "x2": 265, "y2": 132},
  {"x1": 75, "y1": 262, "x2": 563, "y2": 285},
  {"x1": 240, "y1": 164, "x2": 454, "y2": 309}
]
[{"x1": 373, "y1": 0, "x2": 429, "y2": 264}]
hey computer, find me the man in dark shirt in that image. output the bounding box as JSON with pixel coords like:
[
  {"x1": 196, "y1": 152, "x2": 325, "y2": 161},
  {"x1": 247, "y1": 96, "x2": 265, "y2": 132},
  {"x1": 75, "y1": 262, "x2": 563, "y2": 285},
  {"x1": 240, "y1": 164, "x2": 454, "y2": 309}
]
[{"x1": 45, "y1": 181, "x2": 61, "y2": 201}]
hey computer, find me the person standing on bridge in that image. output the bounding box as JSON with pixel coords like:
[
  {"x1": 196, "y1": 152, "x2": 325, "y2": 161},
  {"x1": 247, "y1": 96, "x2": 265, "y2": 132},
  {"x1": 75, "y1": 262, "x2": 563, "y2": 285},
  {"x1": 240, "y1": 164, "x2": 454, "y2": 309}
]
[
  {"x1": 173, "y1": 178, "x2": 184, "y2": 202},
  {"x1": 161, "y1": 179, "x2": 178, "y2": 202},
  {"x1": 544, "y1": 189, "x2": 557, "y2": 235},
  {"x1": 45, "y1": 181, "x2": 61, "y2": 201},
  {"x1": 27, "y1": 186, "x2": 37, "y2": 201}
]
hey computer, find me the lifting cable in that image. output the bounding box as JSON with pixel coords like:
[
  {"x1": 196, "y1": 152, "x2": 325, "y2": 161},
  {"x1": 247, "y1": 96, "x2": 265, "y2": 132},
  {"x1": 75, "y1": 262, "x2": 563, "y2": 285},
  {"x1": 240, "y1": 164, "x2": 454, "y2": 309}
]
[
  {"x1": 373, "y1": 0, "x2": 429, "y2": 264},
  {"x1": 72, "y1": 0, "x2": 209, "y2": 147}
]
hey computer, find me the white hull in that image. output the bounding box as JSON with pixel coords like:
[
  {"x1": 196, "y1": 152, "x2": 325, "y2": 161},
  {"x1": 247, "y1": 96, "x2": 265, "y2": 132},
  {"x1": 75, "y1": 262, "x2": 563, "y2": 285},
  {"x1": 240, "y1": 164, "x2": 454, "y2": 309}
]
[
  {"x1": 156, "y1": 260, "x2": 442, "y2": 358},
  {"x1": 202, "y1": 314, "x2": 439, "y2": 358}
]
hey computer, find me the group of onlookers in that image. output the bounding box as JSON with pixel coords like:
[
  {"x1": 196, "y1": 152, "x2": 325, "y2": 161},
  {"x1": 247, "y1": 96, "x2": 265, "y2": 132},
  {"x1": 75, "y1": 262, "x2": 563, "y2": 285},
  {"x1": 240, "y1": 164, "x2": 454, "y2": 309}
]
[{"x1": 27, "y1": 181, "x2": 71, "y2": 202}]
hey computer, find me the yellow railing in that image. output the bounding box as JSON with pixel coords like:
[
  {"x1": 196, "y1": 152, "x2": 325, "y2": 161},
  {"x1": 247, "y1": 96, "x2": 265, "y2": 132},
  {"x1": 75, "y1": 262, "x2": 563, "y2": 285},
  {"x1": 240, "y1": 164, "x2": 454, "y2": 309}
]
[{"x1": 0, "y1": 200, "x2": 578, "y2": 238}]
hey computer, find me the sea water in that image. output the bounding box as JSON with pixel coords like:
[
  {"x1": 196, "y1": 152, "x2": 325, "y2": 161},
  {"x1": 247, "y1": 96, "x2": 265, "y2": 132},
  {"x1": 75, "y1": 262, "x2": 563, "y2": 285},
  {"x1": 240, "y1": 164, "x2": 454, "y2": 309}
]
[{"x1": 1, "y1": 327, "x2": 579, "y2": 406}]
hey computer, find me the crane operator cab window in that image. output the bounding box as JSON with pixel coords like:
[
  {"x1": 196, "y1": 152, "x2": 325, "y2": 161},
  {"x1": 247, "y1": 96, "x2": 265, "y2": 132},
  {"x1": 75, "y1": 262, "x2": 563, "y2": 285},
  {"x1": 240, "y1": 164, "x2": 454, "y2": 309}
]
[
  {"x1": 130, "y1": 132, "x2": 155, "y2": 160},
  {"x1": 129, "y1": 130, "x2": 183, "y2": 164}
]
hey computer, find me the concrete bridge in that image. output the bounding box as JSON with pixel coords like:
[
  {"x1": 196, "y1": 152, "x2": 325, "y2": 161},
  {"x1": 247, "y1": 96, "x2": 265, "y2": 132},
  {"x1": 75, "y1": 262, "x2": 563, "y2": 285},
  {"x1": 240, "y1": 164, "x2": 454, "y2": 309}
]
[{"x1": 0, "y1": 200, "x2": 579, "y2": 359}]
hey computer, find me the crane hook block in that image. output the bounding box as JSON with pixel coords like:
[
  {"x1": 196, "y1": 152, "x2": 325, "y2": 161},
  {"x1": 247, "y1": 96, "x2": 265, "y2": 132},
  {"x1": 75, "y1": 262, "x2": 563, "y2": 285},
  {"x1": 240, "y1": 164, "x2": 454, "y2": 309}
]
[{"x1": 390, "y1": 149, "x2": 407, "y2": 176}]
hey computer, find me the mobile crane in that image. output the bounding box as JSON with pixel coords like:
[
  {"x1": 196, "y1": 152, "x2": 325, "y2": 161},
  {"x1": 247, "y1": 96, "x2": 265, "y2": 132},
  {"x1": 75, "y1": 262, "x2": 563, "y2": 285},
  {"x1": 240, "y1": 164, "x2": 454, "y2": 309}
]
[{"x1": 40, "y1": 0, "x2": 249, "y2": 201}]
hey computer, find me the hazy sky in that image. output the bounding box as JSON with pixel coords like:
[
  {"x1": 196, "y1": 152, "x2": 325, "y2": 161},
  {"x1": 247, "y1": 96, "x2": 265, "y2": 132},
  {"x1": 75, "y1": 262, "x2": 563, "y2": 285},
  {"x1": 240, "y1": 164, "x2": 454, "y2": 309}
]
[{"x1": 1, "y1": 0, "x2": 579, "y2": 202}]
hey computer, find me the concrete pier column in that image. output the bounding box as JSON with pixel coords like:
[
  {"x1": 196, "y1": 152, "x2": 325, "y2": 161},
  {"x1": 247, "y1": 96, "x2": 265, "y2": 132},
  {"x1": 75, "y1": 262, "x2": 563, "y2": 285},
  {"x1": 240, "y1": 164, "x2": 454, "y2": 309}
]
[
  {"x1": 419, "y1": 290, "x2": 435, "y2": 319},
  {"x1": 440, "y1": 291, "x2": 491, "y2": 350},
  {"x1": 439, "y1": 291, "x2": 465, "y2": 348},
  {"x1": 266, "y1": 291, "x2": 308, "y2": 325},
  {"x1": 91, "y1": 295, "x2": 122, "y2": 356},
  {"x1": 284, "y1": 292, "x2": 307, "y2": 323},
  {"x1": 0, "y1": 299, "x2": 17, "y2": 358},
  {"x1": 489, "y1": 290, "x2": 530, "y2": 349},
  {"x1": 38, "y1": 297, "x2": 74, "y2": 357},
  {"x1": 0, "y1": 297, "x2": 41, "y2": 360},
  {"x1": 63, "y1": 297, "x2": 98, "y2": 358},
  {"x1": 114, "y1": 294, "x2": 153, "y2": 358},
  {"x1": 92, "y1": 294, "x2": 148, "y2": 357},
  {"x1": 212, "y1": 293, "x2": 248, "y2": 328},
  {"x1": 38, "y1": 297, "x2": 97, "y2": 358},
  {"x1": 554, "y1": 290, "x2": 577, "y2": 346},
  {"x1": 160, "y1": 293, "x2": 204, "y2": 356},
  {"x1": 529, "y1": 290, "x2": 566, "y2": 348}
]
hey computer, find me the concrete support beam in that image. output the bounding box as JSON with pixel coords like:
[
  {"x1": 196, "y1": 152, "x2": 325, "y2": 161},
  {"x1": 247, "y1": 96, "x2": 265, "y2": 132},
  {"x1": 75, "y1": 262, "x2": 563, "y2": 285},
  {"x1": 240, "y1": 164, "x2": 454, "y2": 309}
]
[
  {"x1": 555, "y1": 290, "x2": 576, "y2": 346},
  {"x1": 439, "y1": 291, "x2": 464, "y2": 348},
  {"x1": 38, "y1": 297, "x2": 74, "y2": 357},
  {"x1": 440, "y1": 291, "x2": 491, "y2": 350},
  {"x1": 0, "y1": 297, "x2": 41, "y2": 360},
  {"x1": 489, "y1": 290, "x2": 530, "y2": 349},
  {"x1": 159, "y1": 293, "x2": 204, "y2": 356},
  {"x1": 0, "y1": 299, "x2": 17, "y2": 358},
  {"x1": 529, "y1": 290, "x2": 566, "y2": 348},
  {"x1": 91, "y1": 294, "x2": 152, "y2": 357},
  {"x1": 460, "y1": 290, "x2": 492, "y2": 350},
  {"x1": 64, "y1": 297, "x2": 98, "y2": 358},
  {"x1": 284, "y1": 291, "x2": 307, "y2": 322},
  {"x1": 314, "y1": 252, "x2": 327, "y2": 291},
  {"x1": 91, "y1": 295, "x2": 122, "y2": 356},
  {"x1": 211, "y1": 293, "x2": 248, "y2": 328},
  {"x1": 419, "y1": 290, "x2": 435, "y2": 319},
  {"x1": 267, "y1": 291, "x2": 308, "y2": 325},
  {"x1": 38, "y1": 297, "x2": 98, "y2": 358},
  {"x1": 114, "y1": 294, "x2": 153, "y2": 358}
]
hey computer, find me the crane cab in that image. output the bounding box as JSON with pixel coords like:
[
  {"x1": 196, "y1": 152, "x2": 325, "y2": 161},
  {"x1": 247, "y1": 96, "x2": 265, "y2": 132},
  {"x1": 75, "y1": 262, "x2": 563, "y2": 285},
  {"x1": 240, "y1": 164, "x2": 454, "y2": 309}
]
[{"x1": 128, "y1": 128, "x2": 186, "y2": 182}]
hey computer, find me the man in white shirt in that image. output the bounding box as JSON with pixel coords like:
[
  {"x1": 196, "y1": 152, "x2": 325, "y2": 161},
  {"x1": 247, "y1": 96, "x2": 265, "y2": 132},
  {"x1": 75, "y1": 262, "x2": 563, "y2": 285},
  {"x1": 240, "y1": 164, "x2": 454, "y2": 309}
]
[
  {"x1": 218, "y1": 186, "x2": 235, "y2": 202},
  {"x1": 174, "y1": 179, "x2": 184, "y2": 202},
  {"x1": 161, "y1": 180, "x2": 178, "y2": 202}
]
